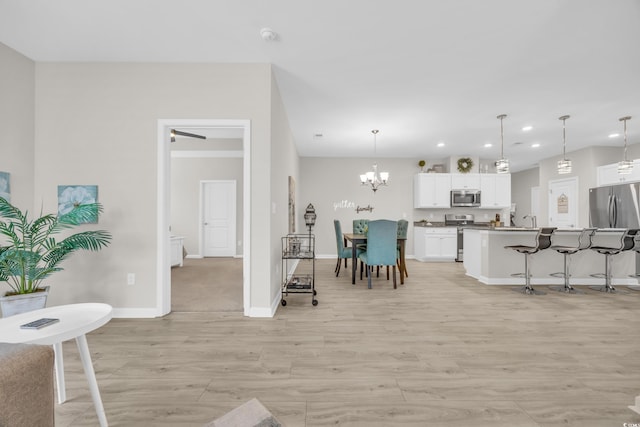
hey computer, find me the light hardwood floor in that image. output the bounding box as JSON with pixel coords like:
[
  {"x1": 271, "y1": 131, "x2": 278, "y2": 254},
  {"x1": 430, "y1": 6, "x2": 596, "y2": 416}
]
[{"x1": 56, "y1": 259, "x2": 640, "y2": 426}]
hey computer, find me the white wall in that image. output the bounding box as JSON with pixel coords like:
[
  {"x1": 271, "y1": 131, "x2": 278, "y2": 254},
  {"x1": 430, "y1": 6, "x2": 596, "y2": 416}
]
[
  {"x1": 511, "y1": 168, "x2": 539, "y2": 227},
  {"x1": 31, "y1": 62, "x2": 276, "y2": 313},
  {"x1": 0, "y1": 43, "x2": 34, "y2": 211},
  {"x1": 270, "y1": 73, "x2": 300, "y2": 307},
  {"x1": 537, "y1": 145, "x2": 623, "y2": 227}
]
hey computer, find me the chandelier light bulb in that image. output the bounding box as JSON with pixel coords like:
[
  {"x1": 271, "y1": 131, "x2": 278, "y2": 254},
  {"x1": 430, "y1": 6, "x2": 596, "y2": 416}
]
[{"x1": 359, "y1": 130, "x2": 389, "y2": 192}]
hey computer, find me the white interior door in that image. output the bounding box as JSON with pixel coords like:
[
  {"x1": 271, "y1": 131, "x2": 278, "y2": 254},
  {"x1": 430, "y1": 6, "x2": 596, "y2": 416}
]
[
  {"x1": 202, "y1": 180, "x2": 236, "y2": 257},
  {"x1": 548, "y1": 177, "x2": 578, "y2": 228}
]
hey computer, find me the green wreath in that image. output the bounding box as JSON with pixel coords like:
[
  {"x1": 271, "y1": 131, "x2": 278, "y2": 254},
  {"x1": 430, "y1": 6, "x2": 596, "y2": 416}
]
[{"x1": 457, "y1": 157, "x2": 474, "y2": 173}]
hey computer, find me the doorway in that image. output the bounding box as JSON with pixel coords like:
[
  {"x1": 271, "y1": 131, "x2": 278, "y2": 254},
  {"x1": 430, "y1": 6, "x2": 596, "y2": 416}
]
[
  {"x1": 548, "y1": 177, "x2": 579, "y2": 228},
  {"x1": 157, "y1": 119, "x2": 251, "y2": 317}
]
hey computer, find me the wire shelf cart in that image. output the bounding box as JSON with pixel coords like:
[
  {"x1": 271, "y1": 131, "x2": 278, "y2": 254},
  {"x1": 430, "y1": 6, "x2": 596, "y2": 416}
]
[{"x1": 281, "y1": 234, "x2": 317, "y2": 306}]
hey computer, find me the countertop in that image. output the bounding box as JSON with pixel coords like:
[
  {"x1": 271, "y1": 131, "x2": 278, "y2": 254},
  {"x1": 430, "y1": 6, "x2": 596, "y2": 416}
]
[{"x1": 413, "y1": 221, "x2": 494, "y2": 228}]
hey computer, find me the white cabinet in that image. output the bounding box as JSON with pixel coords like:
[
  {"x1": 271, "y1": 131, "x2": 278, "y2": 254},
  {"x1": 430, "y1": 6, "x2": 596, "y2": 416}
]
[
  {"x1": 597, "y1": 160, "x2": 640, "y2": 186},
  {"x1": 171, "y1": 236, "x2": 184, "y2": 267},
  {"x1": 414, "y1": 174, "x2": 451, "y2": 208},
  {"x1": 480, "y1": 174, "x2": 511, "y2": 208},
  {"x1": 451, "y1": 173, "x2": 480, "y2": 190},
  {"x1": 414, "y1": 227, "x2": 457, "y2": 261}
]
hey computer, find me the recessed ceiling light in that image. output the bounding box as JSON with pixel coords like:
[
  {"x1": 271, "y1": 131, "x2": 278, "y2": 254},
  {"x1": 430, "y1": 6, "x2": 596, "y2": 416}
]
[
  {"x1": 609, "y1": 133, "x2": 620, "y2": 138},
  {"x1": 522, "y1": 126, "x2": 533, "y2": 132},
  {"x1": 531, "y1": 143, "x2": 540, "y2": 148},
  {"x1": 437, "y1": 142, "x2": 445, "y2": 147},
  {"x1": 484, "y1": 143, "x2": 492, "y2": 148}
]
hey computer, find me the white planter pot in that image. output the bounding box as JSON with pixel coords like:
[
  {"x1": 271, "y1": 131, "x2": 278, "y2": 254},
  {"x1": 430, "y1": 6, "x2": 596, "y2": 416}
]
[{"x1": 0, "y1": 287, "x2": 50, "y2": 317}]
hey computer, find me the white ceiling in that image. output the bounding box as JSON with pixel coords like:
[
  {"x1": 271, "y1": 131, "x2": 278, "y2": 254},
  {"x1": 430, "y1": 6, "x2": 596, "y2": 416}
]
[{"x1": 1, "y1": 0, "x2": 639, "y2": 172}]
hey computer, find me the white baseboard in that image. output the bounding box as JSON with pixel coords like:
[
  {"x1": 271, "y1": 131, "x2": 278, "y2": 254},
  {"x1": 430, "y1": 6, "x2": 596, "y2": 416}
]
[
  {"x1": 185, "y1": 254, "x2": 244, "y2": 259},
  {"x1": 112, "y1": 307, "x2": 162, "y2": 318}
]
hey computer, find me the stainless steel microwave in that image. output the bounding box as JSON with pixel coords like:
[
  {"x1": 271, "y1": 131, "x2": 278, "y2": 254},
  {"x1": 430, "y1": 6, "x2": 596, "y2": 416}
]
[{"x1": 450, "y1": 189, "x2": 481, "y2": 207}]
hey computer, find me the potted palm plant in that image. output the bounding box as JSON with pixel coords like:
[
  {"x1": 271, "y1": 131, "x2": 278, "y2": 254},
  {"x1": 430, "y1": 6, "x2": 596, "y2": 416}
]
[{"x1": 0, "y1": 196, "x2": 112, "y2": 317}]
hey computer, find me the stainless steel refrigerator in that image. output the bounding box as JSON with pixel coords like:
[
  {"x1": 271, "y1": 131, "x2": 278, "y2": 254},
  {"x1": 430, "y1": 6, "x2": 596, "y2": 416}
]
[{"x1": 589, "y1": 183, "x2": 640, "y2": 228}]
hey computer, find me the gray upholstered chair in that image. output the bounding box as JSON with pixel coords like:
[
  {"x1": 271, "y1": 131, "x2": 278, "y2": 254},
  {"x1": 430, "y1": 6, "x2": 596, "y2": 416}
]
[{"x1": 358, "y1": 219, "x2": 398, "y2": 289}]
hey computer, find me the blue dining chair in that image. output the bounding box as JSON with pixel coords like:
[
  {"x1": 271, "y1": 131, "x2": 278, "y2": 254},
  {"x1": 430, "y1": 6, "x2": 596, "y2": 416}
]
[
  {"x1": 358, "y1": 219, "x2": 398, "y2": 289},
  {"x1": 334, "y1": 220, "x2": 359, "y2": 277}
]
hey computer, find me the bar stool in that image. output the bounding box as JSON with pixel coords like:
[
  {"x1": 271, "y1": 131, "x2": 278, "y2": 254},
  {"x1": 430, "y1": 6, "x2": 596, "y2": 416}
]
[
  {"x1": 549, "y1": 228, "x2": 597, "y2": 294},
  {"x1": 505, "y1": 227, "x2": 556, "y2": 295},
  {"x1": 589, "y1": 228, "x2": 638, "y2": 293},
  {"x1": 628, "y1": 232, "x2": 640, "y2": 291}
]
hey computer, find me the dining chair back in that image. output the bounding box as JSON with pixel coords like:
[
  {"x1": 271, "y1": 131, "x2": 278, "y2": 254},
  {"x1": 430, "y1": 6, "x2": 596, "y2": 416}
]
[
  {"x1": 353, "y1": 219, "x2": 369, "y2": 234},
  {"x1": 358, "y1": 219, "x2": 398, "y2": 289}
]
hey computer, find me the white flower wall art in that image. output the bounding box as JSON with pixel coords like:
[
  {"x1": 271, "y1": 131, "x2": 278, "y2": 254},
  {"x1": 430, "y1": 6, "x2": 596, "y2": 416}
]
[{"x1": 57, "y1": 185, "x2": 99, "y2": 223}]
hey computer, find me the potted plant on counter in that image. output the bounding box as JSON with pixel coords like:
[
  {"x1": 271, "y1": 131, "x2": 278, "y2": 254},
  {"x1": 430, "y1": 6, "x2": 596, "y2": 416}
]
[{"x1": 0, "y1": 196, "x2": 112, "y2": 317}]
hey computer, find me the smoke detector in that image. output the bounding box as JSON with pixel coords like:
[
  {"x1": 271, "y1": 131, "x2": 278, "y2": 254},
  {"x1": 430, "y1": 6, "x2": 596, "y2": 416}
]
[{"x1": 260, "y1": 28, "x2": 278, "y2": 41}]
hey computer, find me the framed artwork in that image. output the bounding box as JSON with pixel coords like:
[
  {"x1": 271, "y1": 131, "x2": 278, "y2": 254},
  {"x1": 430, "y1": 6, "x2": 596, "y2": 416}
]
[
  {"x1": 288, "y1": 176, "x2": 295, "y2": 233},
  {"x1": 0, "y1": 171, "x2": 10, "y2": 201},
  {"x1": 57, "y1": 185, "x2": 99, "y2": 223}
]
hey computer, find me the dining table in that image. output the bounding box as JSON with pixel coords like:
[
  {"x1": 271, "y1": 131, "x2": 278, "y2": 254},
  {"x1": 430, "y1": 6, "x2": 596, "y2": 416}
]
[{"x1": 343, "y1": 233, "x2": 407, "y2": 285}]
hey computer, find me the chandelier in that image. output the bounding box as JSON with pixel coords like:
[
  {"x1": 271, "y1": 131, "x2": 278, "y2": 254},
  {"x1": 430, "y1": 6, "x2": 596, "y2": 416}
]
[
  {"x1": 557, "y1": 115, "x2": 572, "y2": 174},
  {"x1": 495, "y1": 114, "x2": 509, "y2": 174},
  {"x1": 618, "y1": 116, "x2": 633, "y2": 174},
  {"x1": 360, "y1": 130, "x2": 389, "y2": 192}
]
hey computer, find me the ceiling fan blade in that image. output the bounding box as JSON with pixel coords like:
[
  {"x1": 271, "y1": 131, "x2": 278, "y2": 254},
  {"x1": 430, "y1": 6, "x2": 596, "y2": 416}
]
[{"x1": 170, "y1": 129, "x2": 207, "y2": 141}]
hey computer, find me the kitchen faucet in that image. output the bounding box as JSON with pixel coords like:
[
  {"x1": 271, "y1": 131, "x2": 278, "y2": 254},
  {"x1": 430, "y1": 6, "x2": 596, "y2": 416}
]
[{"x1": 523, "y1": 215, "x2": 537, "y2": 228}]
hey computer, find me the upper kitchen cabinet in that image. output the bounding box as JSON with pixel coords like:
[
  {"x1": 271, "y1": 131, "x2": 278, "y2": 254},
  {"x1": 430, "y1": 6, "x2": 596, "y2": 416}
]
[
  {"x1": 597, "y1": 160, "x2": 640, "y2": 186},
  {"x1": 451, "y1": 173, "x2": 480, "y2": 190},
  {"x1": 414, "y1": 174, "x2": 451, "y2": 208},
  {"x1": 480, "y1": 174, "x2": 511, "y2": 208}
]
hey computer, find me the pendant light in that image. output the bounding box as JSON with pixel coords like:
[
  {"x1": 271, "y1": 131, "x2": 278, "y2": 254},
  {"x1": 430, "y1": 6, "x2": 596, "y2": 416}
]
[
  {"x1": 495, "y1": 114, "x2": 509, "y2": 174},
  {"x1": 557, "y1": 115, "x2": 572, "y2": 174},
  {"x1": 618, "y1": 116, "x2": 633, "y2": 174},
  {"x1": 360, "y1": 130, "x2": 389, "y2": 192}
]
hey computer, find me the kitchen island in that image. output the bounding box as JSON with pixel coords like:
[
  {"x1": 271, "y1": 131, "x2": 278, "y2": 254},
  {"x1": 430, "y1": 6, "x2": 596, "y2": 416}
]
[{"x1": 463, "y1": 227, "x2": 639, "y2": 286}]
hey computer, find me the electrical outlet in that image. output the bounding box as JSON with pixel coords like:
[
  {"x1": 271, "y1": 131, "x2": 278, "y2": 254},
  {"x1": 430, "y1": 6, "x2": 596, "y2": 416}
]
[{"x1": 127, "y1": 273, "x2": 135, "y2": 285}]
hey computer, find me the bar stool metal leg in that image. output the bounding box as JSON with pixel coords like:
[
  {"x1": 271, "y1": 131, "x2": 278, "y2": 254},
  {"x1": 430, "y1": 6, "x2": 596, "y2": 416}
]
[
  {"x1": 511, "y1": 252, "x2": 546, "y2": 295},
  {"x1": 549, "y1": 253, "x2": 585, "y2": 294},
  {"x1": 589, "y1": 253, "x2": 618, "y2": 293}
]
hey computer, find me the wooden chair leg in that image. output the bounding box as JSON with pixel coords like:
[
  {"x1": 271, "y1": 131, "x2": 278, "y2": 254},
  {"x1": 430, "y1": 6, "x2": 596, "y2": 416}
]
[
  {"x1": 392, "y1": 266, "x2": 397, "y2": 289},
  {"x1": 335, "y1": 258, "x2": 341, "y2": 277},
  {"x1": 367, "y1": 265, "x2": 373, "y2": 289}
]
